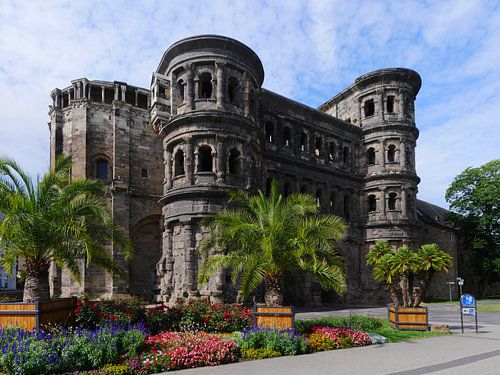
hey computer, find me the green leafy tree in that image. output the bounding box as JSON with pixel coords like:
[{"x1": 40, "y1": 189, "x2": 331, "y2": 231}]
[
  {"x1": 366, "y1": 241, "x2": 452, "y2": 307},
  {"x1": 0, "y1": 156, "x2": 132, "y2": 302},
  {"x1": 198, "y1": 180, "x2": 347, "y2": 306},
  {"x1": 445, "y1": 159, "x2": 500, "y2": 295}
]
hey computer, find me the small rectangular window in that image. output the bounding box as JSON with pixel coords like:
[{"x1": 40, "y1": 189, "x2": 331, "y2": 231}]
[
  {"x1": 364, "y1": 99, "x2": 375, "y2": 117},
  {"x1": 387, "y1": 96, "x2": 395, "y2": 113},
  {"x1": 141, "y1": 168, "x2": 148, "y2": 178}
]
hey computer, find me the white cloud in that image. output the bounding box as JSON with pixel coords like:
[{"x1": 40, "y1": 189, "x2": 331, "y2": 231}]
[{"x1": 0, "y1": 0, "x2": 498, "y2": 207}]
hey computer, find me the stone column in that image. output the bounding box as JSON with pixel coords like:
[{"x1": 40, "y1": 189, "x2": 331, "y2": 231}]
[
  {"x1": 101, "y1": 86, "x2": 105, "y2": 102},
  {"x1": 401, "y1": 188, "x2": 407, "y2": 218},
  {"x1": 135, "y1": 90, "x2": 138, "y2": 106},
  {"x1": 158, "y1": 226, "x2": 173, "y2": 301},
  {"x1": 216, "y1": 137, "x2": 225, "y2": 184},
  {"x1": 183, "y1": 222, "x2": 197, "y2": 296},
  {"x1": 82, "y1": 81, "x2": 87, "y2": 99},
  {"x1": 380, "y1": 90, "x2": 385, "y2": 121},
  {"x1": 75, "y1": 82, "x2": 81, "y2": 99},
  {"x1": 216, "y1": 62, "x2": 225, "y2": 109},
  {"x1": 357, "y1": 98, "x2": 362, "y2": 127},
  {"x1": 185, "y1": 65, "x2": 194, "y2": 109},
  {"x1": 164, "y1": 149, "x2": 172, "y2": 191},
  {"x1": 400, "y1": 140, "x2": 406, "y2": 168},
  {"x1": 379, "y1": 140, "x2": 385, "y2": 168},
  {"x1": 87, "y1": 85, "x2": 92, "y2": 101},
  {"x1": 121, "y1": 85, "x2": 126, "y2": 102},
  {"x1": 114, "y1": 85, "x2": 119, "y2": 101},
  {"x1": 398, "y1": 90, "x2": 405, "y2": 121},
  {"x1": 380, "y1": 188, "x2": 386, "y2": 219},
  {"x1": 184, "y1": 137, "x2": 193, "y2": 185},
  {"x1": 243, "y1": 72, "x2": 250, "y2": 116}
]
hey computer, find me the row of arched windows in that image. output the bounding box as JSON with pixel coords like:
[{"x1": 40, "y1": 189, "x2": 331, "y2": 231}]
[
  {"x1": 177, "y1": 72, "x2": 240, "y2": 104},
  {"x1": 264, "y1": 121, "x2": 351, "y2": 163},
  {"x1": 367, "y1": 193, "x2": 398, "y2": 212},
  {"x1": 366, "y1": 144, "x2": 412, "y2": 165},
  {"x1": 172, "y1": 146, "x2": 242, "y2": 177},
  {"x1": 265, "y1": 178, "x2": 352, "y2": 220}
]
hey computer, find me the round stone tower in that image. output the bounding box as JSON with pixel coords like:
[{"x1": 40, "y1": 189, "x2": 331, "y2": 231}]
[
  {"x1": 355, "y1": 68, "x2": 421, "y2": 243},
  {"x1": 152, "y1": 35, "x2": 265, "y2": 303}
]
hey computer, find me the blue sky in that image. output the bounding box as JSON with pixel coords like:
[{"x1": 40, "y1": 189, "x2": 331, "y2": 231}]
[{"x1": 0, "y1": 0, "x2": 498, "y2": 208}]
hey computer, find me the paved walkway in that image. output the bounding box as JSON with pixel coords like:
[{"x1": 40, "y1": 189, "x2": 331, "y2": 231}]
[{"x1": 165, "y1": 301, "x2": 500, "y2": 375}]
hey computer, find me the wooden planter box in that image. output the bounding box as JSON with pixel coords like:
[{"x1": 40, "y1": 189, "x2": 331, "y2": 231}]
[
  {"x1": 388, "y1": 305, "x2": 428, "y2": 331},
  {"x1": 253, "y1": 305, "x2": 295, "y2": 330},
  {"x1": 0, "y1": 297, "x2": 76, "y2": 331}
]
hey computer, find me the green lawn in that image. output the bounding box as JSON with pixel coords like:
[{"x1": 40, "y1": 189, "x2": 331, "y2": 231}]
[{"x1": 477, "y1": 304, "x2": 500, "y2": 312}]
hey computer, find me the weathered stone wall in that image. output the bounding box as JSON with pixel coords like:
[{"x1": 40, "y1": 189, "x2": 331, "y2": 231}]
[{"x1": 48, "y1": 36, "x2": 462, "y2": 305}]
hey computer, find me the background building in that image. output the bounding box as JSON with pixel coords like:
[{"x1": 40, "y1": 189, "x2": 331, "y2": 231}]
[{"x1": 47, "y1": 35, "x2": 460, "y2": 304}]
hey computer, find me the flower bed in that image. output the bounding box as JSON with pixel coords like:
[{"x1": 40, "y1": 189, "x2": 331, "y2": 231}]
[{"x1": 0, "y1": 300, "x2": 389, "y2": 374}]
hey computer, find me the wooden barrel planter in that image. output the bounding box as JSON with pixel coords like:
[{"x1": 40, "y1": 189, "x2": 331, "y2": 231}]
[
  {"x1": 0, "y1": 297, "x2": 76, "y2": 331},
  {"x1": 388, "y1": 305, "x2": 428, "y2": 331},
  {"x1": 253, "y1": 305, "x2": 295, "y2": 330}
]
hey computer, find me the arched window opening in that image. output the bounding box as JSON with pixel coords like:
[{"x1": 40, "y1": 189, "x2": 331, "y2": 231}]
[
  {"x1": 367, "y1": 147, "x2": 376, "y2": 165},
  {"x1": 368, "y1": 194, "x2": 377, "y2": 212},
  {"x1": 329, "y1": 192, "x2": 336, "y2": 213},
  {"x1": 329, "y1": 142, "x2": 336, "y2": 160},
  {"x1": 198, "y1": 146, "x2": 213, "y2": 172},
  {"x1": 178, "y1": 80, "x2": 185, "y2": 103},
  {"x1": 228, "y1": 149, "x2": 240, "y2": 175},
  {"x1": 342, "y1": 146, "x2": 349, "y2": 164},
  {"x1": 300, "y1": 132, "x2": 307, "y2": 152},
  {"x1": 199, "y1": 73, "x2": 212, "y2": 99},
  {"x1": 284, "y1": 182, "x2": 291, "y2": 198},
  {"x1": 315, "y1": 189, "x2": 322, "y2": 207},
  {"x1": 174, "y1": 150, "x2": 185, "y2": 176},
  {"x1": 344, "y1": 195, "x2": 350, "y2": 221},
  {"x1": 315, "y1": 137, "x2": 322, "y2": 157},
  {"x1": 265, "y1": 177, "x2": 272, "y2": 197},
  {"x1": 387, "y1": 95, "x2": 395, "y2": 113},
  {"x1": 388, "y1": 144, "x2": 396, "y2": 163},
  {"x1": 96, "y1": 159, "x2": 109, "y2": 180},
  {"x1": 388, "y1": 193, "x2": 397, "y2": 210},
  {"x1": 283, "y1": 127, "x2": 291, "y2": 147},
  {"x1": 265, "y1": 121, "x2": 274, "y2": 143},
  {"x1": 364, "y1": 99, "x2": 375, "y2": 117},
  {"x1": 228, "y1": 77, "x2": 238, "y2": 102},
  {"x1": 300, "y1": 185, "x2": 308, "y2": 194}
]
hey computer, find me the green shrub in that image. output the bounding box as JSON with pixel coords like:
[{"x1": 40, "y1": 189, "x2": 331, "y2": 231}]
[
  {"x1": 296, "y1": 315, "x2": 382, "y2": 333},
  {"x1": 241, "y1": 347, "x2": 282, "y2": 359},
  {"x1": 241, "y1": 328, "x2": 309, "y2": 356}
]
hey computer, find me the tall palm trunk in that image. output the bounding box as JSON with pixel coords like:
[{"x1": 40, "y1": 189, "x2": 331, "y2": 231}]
[
  {"x1": 264, "y1": 275, "x2": 284, "y2": 306},
  {"x1": 412, "y1": 272, "x2": 433, "y2": 307},
  {"x1": 23, "y1": 263, "x2": 50, "y2": 302},
  {"x1": 400, "y1": 273, "x2": 411, "y2": 307},
  {"x1": 388, "y1": 282, "x2": 400, "y2": 307}
]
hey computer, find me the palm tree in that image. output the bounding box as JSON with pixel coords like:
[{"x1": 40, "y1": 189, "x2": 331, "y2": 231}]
[
  {"x1": 0, "y1": 155, "x2": 132, "y2": 302},
  {"x1": 366, "y1": 241, "x2": 400, "y2": 307},
  {"x1": 366, "y1": 241, "x2": 452, "y2": 307},
  {"x1": 198, "y1": 180, "x2": 347, "y2": 306},
  {"x1": 412, "y1": 244, "x2": 452, "y2": 306}
]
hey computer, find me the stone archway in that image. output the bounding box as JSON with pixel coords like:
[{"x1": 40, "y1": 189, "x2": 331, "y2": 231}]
[{"x1": 129, "y1": 215, "x2": 162, "y2": 301}]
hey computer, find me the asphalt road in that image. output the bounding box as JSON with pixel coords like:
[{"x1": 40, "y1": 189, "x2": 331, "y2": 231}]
[{"x1": 165, "y1": 300, "x2": 500, "y2": 375}]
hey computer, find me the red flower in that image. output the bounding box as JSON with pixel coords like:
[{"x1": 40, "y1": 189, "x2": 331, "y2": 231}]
[
  {"x1": 76, "y1": 300, "x2": 82, "y2": 307},
  {"x1": 74, "y1": 308, "x2": 81, "y2": 314}
]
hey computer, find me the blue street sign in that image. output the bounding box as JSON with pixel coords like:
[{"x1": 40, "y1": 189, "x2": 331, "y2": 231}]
[{"x1": 461, "y1": 294, "x2": 475, "y2": 307}]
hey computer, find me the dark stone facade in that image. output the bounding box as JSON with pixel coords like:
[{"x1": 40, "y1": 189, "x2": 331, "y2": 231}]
[{"x1": 47, "y1": 35, "x2": 459, "y2": 304}]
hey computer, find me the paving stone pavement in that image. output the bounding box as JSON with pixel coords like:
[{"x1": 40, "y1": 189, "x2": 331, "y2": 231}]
[{"x1": 164, "y1": 301, "x2": 500, "y2": 375}]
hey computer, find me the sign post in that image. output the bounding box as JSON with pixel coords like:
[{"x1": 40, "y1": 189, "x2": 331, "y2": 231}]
[
  {"x1": 459, "y1": 294, "x2": 478, "y2": 333},
  {"x1": 457, "y1": 277, "x2": 464, "y2": 297}
]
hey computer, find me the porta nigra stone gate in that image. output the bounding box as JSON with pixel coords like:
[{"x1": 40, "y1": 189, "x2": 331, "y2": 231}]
[{"x1": 47, "y1": 35, "x2": 460, "y2": 305}]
